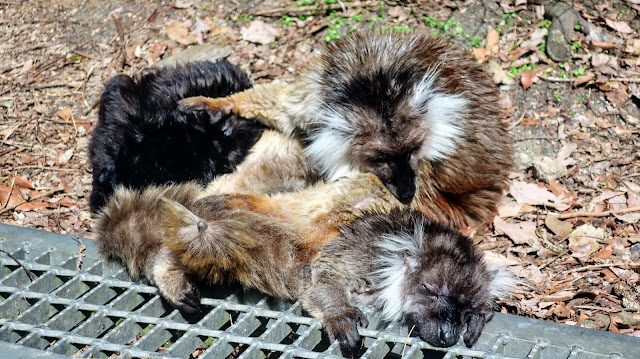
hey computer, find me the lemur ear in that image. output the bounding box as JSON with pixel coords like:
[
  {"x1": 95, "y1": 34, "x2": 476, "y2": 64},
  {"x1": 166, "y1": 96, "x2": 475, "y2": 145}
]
[{"x1": 402, "y1": 252, "x2": 418, "y2": 273}]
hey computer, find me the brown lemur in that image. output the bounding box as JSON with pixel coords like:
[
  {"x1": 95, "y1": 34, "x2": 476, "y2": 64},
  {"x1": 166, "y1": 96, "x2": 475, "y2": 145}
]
[
  {"x1": 96, "y1": 180, "x2": 512, "y2": 355},
  {"x1": 178, "y1": 31, "x2": 514, "y2": 231}
]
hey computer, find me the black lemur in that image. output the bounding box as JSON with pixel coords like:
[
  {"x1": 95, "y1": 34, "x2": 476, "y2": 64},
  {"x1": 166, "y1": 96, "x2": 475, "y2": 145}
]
[{"x1": 88, "y1": 60, "x2": 269, "y2": 212}]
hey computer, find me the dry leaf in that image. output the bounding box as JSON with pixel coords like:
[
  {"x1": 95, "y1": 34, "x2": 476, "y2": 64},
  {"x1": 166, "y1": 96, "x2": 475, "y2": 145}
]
[
  {"x1": 173, "y1": 0, "x2": 192, "y2": 9},
  {"x1": 13, "y1": 176, "x2": 34, "y2": 189},
  {"x1": 545, "y1": 214, "x2": 573, "y2": 239},
  {"x1": 509, "y1": 180, "x2": 571, "y2": 210},
  {"x1": 56, "y1": 107, "x2": 72, "y2": 122},
  {"x1": 57, "y1": 149, "x2": 74, "y2": 164},
  {"x1": 241, "y1": 20, "x2": 279, "y2": 44},
  {"x1": 488, "y1": 60, "x2": 514, "y2": 85},
  {"x1": 486, "y1": 29, "x2": 500, "y2": 56},
  {"x1": 387, "y1": 6, "x2": 410, "y2": 22},
  {"x1": 473, "y1": 47, "x2": 488, "y2": 62},
  {"x1": 605, "y1": 19, "x2": 633, "y2": 34},
  {"x1": 625, "y1": 39, "x2": 640, "y2": 55},
  {"x1": 166, "y1": 22, "x2": 197, "y2": 45},
  {"x1": 521, "y1": 28, "x2": 548, "y2": 48},
  {"x1": 569, "y1": 224, "x2": 604, "y2": 258},
  {"x1": 520, "y1": 69, "x2": 537, "y2": 91},
  {"x1": 493, "y1": 217, "x2": 540, "y2": 247},
  {"x1": 605, "y1": 82, "x2": 629, "y2": 107}
]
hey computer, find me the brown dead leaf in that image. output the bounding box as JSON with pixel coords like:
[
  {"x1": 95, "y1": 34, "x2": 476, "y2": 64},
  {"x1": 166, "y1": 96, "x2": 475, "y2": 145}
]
[
  {"x1": 610, "y1": 312, "x2": 640, "y2": 329},
  {"x1": 166, "y1": 22, "x2": 197, "y2": 46},
  {"x1": 573, "y1": 72, "x2": 595, "y2": 86},
  {"x1": 486, "y1": 29, "x2": 499, "y2": 56},
  {"x1": 625, "y1": 39, "x2": 640, "y2": 55},
  {"x1": 569, "y1": 224, "x2": 604, "y2": 258},
  {"x1": 493, "y1": 217, "x2": 540, "y2": 247},
  {"x1": 13, "y1": 176, "x2": 33, "y2": 189},
  {"x1": 56, "y1": 107, "x2": 72, "y2": 122},
  {"x1": 605, "y1": 19, "x2": 633, "y2": 34},
  {"x1": 172, "y1": 0, "x2": 192, "y2": 9},
  {"x1": 520, "y1": 69, "x2": 537, "y2": 91},
  {"x1": 545, "y1": 214, "x2": 573, "y2": 239},
  {"x1": 543, "y1": 290, "x2": 575, "y2": 302},
  {"x1": 605, "y1": 82, "x2": 629, "y2": 107},
  {"x1": 241, "y1": 20, "x2": 279, "y2": 44},
  {"x1": 387, "y1": 6, "x2": 410, "y2": 22},
  {"x1": 592, "y1": 244, "x2": 613, "y2": 259},
  {"x1": 473, "y1": 47, "x2": 488, "y2": 62},
  {"x1": 15, "y1": 201, "x2": 51, "y2": 212},
  {"x1": 150, "y1": 43, "x2": 167, "y2": 63},
  {"x1": 57, "y1": 149, "x2": 74, "y2": 165},
  {"x1": 509, "y1": 180, "x2": 571, "y2": 211}
]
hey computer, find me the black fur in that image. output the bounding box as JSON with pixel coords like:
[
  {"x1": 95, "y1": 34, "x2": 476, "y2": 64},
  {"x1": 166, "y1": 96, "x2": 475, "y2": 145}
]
[{"x1": 88, "y1": 60, "x2": 265, "y2": 212}]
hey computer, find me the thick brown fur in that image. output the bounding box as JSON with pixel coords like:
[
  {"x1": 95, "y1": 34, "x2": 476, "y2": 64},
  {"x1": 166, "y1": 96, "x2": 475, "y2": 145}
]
[
  {"x1": 178, "y1": 31, "x2": 514, "y2": 231},
  {"x1": 96, "y1": 171, "x2": 399, "y2": 309},
  {"x1": 96, "y1": 189, "x2": 507, "y2": 356}
]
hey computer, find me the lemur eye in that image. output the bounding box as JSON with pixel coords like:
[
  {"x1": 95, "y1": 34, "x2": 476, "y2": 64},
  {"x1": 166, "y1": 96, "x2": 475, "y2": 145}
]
[{"x1": 422, "y1": 284, "x2": 436, "y2": 296}]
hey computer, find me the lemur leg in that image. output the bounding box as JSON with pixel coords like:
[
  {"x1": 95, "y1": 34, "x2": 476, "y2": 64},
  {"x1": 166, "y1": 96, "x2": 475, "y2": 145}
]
[
  {"x1": 177, "y1": 82, "x2": 295, "y2": 134},
  {"x1": 299, "y1": 270, "x2": 369, "y2": 358}
]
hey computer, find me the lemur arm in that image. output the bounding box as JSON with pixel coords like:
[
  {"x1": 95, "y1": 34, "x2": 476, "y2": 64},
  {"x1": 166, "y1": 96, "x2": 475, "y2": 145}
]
[
  {"x1": 299, "y1": 269, "x2": 369, "y2": 358},
  {"x1": 178, "y1": 82, "x2": 300, "y2": 136}
]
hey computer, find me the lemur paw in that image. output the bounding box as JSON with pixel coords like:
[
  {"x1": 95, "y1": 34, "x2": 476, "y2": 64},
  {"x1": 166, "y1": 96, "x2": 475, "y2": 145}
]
[
  {"x1": 177, "y1": 96, "x2": 233, "y2": 115},
  {"x1": 463, "y1": 310, "x2": 494, "y2": 348},
  {"x1": 324, "y1": 307, "x2": 369, "y2": 358},
  {"x1": 154, "y1": 260, "x2": 202, "y2": 314}
]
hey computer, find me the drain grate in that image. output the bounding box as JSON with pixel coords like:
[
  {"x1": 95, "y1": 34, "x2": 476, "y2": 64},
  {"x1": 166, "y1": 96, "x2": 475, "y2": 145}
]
[{"x1": 0, "y1": 223, "x2": 638, "y2": 359}]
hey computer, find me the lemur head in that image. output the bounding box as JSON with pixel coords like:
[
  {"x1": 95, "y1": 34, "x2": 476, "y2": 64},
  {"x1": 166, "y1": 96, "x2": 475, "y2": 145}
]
[
  {"x1": 373, "y1": 211, "x2": 509, "y2": 348},
  {"x1": 305, "y1": 32, "x2": 468, "y2": 202}
]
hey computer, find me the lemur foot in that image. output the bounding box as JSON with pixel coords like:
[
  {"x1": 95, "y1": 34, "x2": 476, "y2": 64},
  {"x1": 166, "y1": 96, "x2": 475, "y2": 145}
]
[{"x1": 324, "y1": 307, "x2": 369, "y2": 358}]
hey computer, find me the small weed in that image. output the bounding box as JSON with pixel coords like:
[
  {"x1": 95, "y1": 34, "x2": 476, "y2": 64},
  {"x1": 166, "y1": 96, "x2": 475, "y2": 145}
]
[
  {"x1": 234, "y1": 15, "x2": 254, "y2": 21},
  {"x1": 569, "y1": 111, "x2": 576, "y2": 118},
  {"x1": 201, "y1": 4, "x2": 207, "y2": 10},
  {"x1": 296, "y1": 0, "x2": 314, "y2": 6},
  {"x1": 572, "y1": 68, "x2": 585, "y2": 77},
  {"x1": 571, "y1": 40, "x2": 581, "y2": 53},
  {"x1": 578, "y1": 97, "x2": 585, "y2": 103},
  {"x1": 559, "y1": 72, "x2": 569, "y2": 79},
  {"x1": 508, "y1": 63, "x2": 537, "y2": 78},
  {"x1": 202, "y1": 337, "x2": 216, "y2": 347},
  {"x1": 282, "y1": 15, "x2": 295, "y2": 26},
  {"x1": 574, "y1": 24, "x2": 581, "y2": 30},
  {"x1": 555, "y1": 94, "x2": 562, "y2": 101},
  {"x1": 421, "y1": 15, "x2": 437, "y2": 28},
  {"x1": 269, "y1": 42, "x2": 280, "y2": 49},
  {"x1": 538, "y1": 19, "x2": 551, "y2": 29}
]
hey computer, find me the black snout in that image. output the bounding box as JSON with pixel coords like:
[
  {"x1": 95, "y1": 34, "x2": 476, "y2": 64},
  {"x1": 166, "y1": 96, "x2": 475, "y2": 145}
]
[
  {"x1": 438, "y1": 322, "x2": 459, "y2": 347},
  {"x1": 386, "y1": 161, "x2": 417, "y2": 202}
]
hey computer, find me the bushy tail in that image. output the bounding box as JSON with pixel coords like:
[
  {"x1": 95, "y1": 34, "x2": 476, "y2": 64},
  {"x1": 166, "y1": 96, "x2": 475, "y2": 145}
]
[{"x1": 94, "y1": 183, "x2": 202, "y2": 279}]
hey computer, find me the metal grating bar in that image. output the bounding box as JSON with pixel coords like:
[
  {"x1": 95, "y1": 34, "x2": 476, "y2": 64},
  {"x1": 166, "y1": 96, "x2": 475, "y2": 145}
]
[{"x1": 0, "y1": 223, "x2": 639, "y2": 359}]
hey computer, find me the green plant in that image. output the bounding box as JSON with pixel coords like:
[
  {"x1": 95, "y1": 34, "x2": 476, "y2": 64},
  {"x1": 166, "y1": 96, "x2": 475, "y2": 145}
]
[
  {"x1": 282, "y1": 15, "x2": 295, "y2": 26},
  {"x1": 571, "y1": 40, "x2": 581, "y2": 53},
  {"x1": 508, "y1": 63, "x2": 537, "y2": 78},
  {"x1": 572, "y1": 68, "x2": 585, "y2": 77},
  {"x1": 538, "y1": 19, "x2": 551, "y2": 29},
  {"x1": 555, "y1": 94, "x2": 562, "y2": 101},
  {"x1": 574, "y1": 24, "x2": 581, "y2": 30},
  {"x1": 296, "y1": 0, "x2": 314, "y2": 6},
  {"x1": 421, "y1": 15, "x2": 437, "y2": 28}
]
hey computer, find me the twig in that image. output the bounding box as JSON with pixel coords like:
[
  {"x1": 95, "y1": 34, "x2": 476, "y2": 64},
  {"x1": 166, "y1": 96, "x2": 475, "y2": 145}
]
[
  {"x1": 1, "y1": 176, "x2": 14, "y2": 210},
  {"x1": 83, "y1": 98, "x2": 100, "y2": 115},
  {"x1": 507, "y1": 110, "x2": 527, "y2": 130},
  {"x1": 611, "y1": 77, "x2": 640, "y2": 83},
  {"x1": 558, "y1": 206, "x2": 640, "y2": 219},
  {"x1": 0, "y1": 249, "x2": 37, "y2": 281},
  {"x1": 0, "y1": 187, "x2": 64, "y2": 215},
  {"x1": 72, "y1": 235, "x2": 86, "y2": 271},
  {"x1": 74, "y1": 50, "x2": 102, "y2": 61},
  {"x1": 400, "y1": 324, "x2": 415, "y2": 359},
  {"x1": 22, "y1": 83, "x2": 68, "y2": 91},
  {"x1": 114, "y1": 15, "x2": 127, "y2": 69},
  {"x1": 251, "y1": 0, "x2": 386, "y2": 16},
  {"x1": 515, "y1": 136, "x2": 556, "y2": 141},
  {"x1": 573, "y1": 305, "x2": 624, "y2": 313},
  {"x1": 539, "y1": 75, "x2": 573, "y2": 83},
  {"x1": 567, "y1": 262, "x2": 640, "y2": 273}
]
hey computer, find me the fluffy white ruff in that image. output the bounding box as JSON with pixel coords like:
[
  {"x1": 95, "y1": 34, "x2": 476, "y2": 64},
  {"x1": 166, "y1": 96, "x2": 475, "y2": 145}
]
[
  {"x1": 371, "y1": 220, "x2": 425, "y2": 322},
  {"x1": 304, "y1": 106, "x2": 357, "y2": 181},
  {"x1": 410, "y1": 69, "x2": 468, "y2": 161}
]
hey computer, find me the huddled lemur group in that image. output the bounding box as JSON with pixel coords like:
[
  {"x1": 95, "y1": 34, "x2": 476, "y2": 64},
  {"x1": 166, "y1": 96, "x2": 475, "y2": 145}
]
[{"x1": 89, "y1": 31, "x2": 515, "y2": 356}]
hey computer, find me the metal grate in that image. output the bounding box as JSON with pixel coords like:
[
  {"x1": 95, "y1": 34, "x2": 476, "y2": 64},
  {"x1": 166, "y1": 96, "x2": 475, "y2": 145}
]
[{"x1": 0, "y1": 223, "x2": 638, "y2": 359}]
